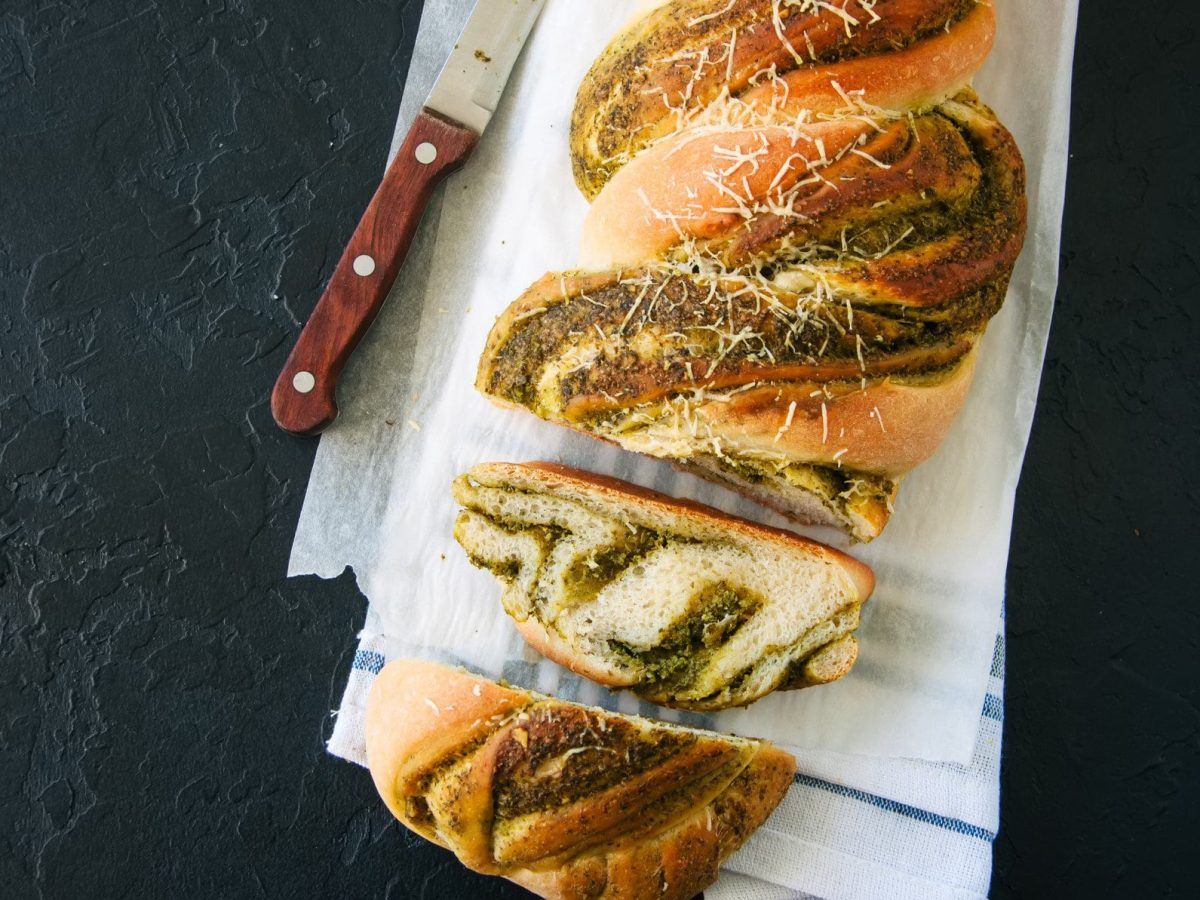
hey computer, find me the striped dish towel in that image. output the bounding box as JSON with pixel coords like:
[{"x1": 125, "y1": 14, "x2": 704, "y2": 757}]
[{"x1": 328, "y1": 614, "x2": 1004, "y2": 900}]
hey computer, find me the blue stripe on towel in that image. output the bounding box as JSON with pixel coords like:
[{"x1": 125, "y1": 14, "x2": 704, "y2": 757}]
[
  {"x1": 793, "y1": 772, "x2": 996, "y2": 842},
  {"x1": 982, "y1": 692, "x2": 1003, "y2": 721},
  {"x1": 990, "y1": 634, "x2": 1006, "y2": 679},
  {"x1": 352, "y1": 649, "x2": 386, "y2": 675}
]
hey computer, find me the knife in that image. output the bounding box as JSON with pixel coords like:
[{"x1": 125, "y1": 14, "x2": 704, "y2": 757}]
[{"x1": 271, "y1": 0, "x2": 547, "y2": 435}]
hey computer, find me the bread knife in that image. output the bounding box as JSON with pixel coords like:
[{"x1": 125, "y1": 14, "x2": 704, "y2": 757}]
[{"x1": 271, "y1": 0, "x2": 547, "y2": 435}]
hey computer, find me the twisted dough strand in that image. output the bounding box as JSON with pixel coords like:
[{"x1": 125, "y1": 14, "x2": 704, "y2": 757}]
[
  {"x1": 367, "y1": 660, "x2": 796, "y2": 899},
  {"x1": 571, "y1": 0, "x2": 988, "y2": 197}
]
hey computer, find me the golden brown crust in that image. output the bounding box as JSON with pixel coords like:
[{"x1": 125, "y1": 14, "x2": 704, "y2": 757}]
[
  {"x1": 736, "y1": 3, "x2": 996, "y2": 119},
  {"x1": 570, "y1": 0, "x2": 983, "y2": 198},
  {"x1": 681, "y1": 350, "x2": 980, "y2": 476},
  {"x1": 581, "y1": 111, "x2": 984, "y2": 269},
  {"x1": 366, "y1": 660, "x2": 796, "y2": 899},
  {"x1": 510, "y1": 742, "x2": 795, "y2": 899},
  {"x1": 580, "y1": 92, "x2": 1026, "y2": 304},
  {"x1": 476, "y1": 262, "x2": 986, "y2": 470}
]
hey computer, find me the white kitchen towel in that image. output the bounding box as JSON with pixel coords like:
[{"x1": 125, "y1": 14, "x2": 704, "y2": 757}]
[{"x1": 329, "y1": 613, "x2": 1004, "y2": 900}]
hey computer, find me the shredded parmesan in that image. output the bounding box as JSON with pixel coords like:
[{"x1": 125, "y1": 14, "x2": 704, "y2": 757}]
[
  {"x1": 511, "y1": 306, "x2": 548, "y2": 324},
  {"x1": 688, "y1": 0, "x2": 736, "y2": 27},
  {"x1": 871, "y1": 405, "x2": 887, "y2": 433},
  {"x1": 771, "y1": 1, "x2": 806, "y2": 65},
  {"x1": 774, "y1": 400, "x2": 798, "y2": 443},
  {"x1": 850, "y1": 147, "x2": 892, "y2": 169}
]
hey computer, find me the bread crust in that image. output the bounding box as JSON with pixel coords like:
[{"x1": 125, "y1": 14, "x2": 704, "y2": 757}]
[
  {"x1": 580, "y1": 94, "x2": 1025, "y2": 301},
  {"x1": 570, "y1": 0, "x2": 981, "y2": 198},
  {"x1": 651, "y1": 348, "x2": 979, "y2": 477},
  {"x1": 477, "y1": 267, "x2": 982, "y2": 478},
  {"x1": 581, "y1": 119, "x2": 885, "y2": 267},
  {"x1": 580, "y1": 7, "x2": 998, "y2": 268},
  {"x1": 737, "y1": 2, "x2": 995, "y2": 117},
  {"x1": 366, "y1": 659, "x2": 797, "y2": 899}
]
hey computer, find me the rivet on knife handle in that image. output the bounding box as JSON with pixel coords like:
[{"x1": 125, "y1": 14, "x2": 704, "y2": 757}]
[{"x1": 271, "y1": 110, "x2": 478, "y2": 436}]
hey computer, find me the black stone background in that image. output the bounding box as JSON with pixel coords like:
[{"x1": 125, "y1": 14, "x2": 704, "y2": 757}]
[{"x1": 1, "y1": 1, "x2": 1196, "y2": 897}]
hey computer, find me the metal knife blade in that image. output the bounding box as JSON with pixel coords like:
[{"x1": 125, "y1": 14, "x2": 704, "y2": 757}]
[{"x1": 425, "y1": 0, "x2": 547, "y2": 135}]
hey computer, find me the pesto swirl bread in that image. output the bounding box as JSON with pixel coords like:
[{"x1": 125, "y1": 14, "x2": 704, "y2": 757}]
[
  {"x1": 366, "y1": 659, "x2": 796, "y2": 900},
  {"x1": 453, "y1": 462, "x2": 874, "y2": 710},
  {"x1": 477, "y1": 0, "x2": 1027, "y2": 542}
]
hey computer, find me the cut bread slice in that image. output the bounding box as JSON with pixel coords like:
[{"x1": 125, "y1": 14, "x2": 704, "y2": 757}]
[
  {"x1": 452, "y1": 462, "x2": 874, "y2": 710},
  {"x1": 366, "y1": 659, "x2": 796, "y2": 899}
]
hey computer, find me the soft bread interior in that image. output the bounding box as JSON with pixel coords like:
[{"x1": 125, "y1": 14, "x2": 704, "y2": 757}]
[{"x1": 453, "y1": 463, "x2": 872, "y2": 710}]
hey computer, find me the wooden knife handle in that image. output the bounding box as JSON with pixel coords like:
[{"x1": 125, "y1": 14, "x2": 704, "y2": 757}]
[{"x1": 271, "y1": 109, "x2": 479, "y2": 435}]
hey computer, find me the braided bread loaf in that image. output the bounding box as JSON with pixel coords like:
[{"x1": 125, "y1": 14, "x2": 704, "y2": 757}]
[
  {"x1": 366, "y1": 659, "x2": 795, "y2": 899},
  {"x1": 477, "y1": 0, "x2": 1027, "y2": 541}
]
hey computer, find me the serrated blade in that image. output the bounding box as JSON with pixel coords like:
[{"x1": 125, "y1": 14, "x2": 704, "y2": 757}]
[{"x1": 424, "y1": 0, "x2": 546, "y2": 135}]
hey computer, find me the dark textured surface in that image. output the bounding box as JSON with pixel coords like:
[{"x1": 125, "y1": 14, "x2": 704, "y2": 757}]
[
  {"x1": 995, "y1": 3, "x2": 1200, "y2": 896},
  {"x1": 0, "y1": 1, "x2": 1196, "y2": 898}
]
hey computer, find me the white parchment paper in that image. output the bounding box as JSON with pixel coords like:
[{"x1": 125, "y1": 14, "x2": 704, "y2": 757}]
[{"x1": 292, "y1": 0, "x2": 1078, "y2": 765}]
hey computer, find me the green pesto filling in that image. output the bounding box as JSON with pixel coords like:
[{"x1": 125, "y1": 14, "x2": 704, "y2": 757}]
[
  {"x1": 458, "y1": 499, "x2": 764, "y2": 695},
  {"x1": 716, "y1": 455, "x2": 894, "y2": 508},
  {"x1": 462, "y1": 522, "x2": 565, "y2": 583},
  {"x1": 608, "y1": 584, "x2": 760, "y2": 687},
  {"x1": 563, "y1": 530, "x2": 663, "y2": 599}
]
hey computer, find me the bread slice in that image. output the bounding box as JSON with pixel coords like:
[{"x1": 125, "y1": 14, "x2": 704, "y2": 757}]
[
  {"x1": 366, "y1": 659, "x2": 796, "y2": 899},
  {"x1": 452, "y1": 462, "x2": 874, "y2": 710}
]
